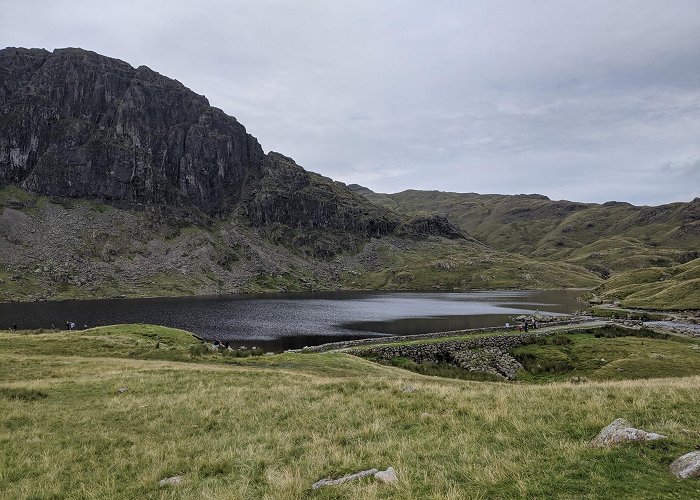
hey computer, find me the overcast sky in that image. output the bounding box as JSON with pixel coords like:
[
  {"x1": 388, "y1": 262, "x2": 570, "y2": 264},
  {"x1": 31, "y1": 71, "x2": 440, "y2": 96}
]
[{"x1": 2, "y1": 0, "x2": 699, "y2": 204}]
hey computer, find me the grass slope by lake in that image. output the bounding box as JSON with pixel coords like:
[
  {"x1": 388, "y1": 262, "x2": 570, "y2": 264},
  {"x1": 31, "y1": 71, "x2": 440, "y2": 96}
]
[
  {"x1": 512, "y1": 328, "x2": 700, "y2": 383},
  {"x1": 352, "y1": 187, "x2": 699, "y2": 279},
  {"x1": 592, "y1": 258, "x2": 700, "y2": 310},
  {"x1": 2, "y1": 324, "x2": 700, "y2": 498}
]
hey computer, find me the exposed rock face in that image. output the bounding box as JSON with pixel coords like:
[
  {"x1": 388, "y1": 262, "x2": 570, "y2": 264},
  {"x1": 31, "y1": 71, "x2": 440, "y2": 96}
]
[
  {"x1": 246, "y1": 152, "x2": 399, "y2": 237},
  {"x1": 0, "y1": 47, "x2": 264, "y2": 214},
  {"x1": 402, "y1": 214, "x2": 464, "y2": 240},
  {"x1": 243, "y1": 152, "x2": 402, "y2": 256},
  {"x1": 0, "y1": 45, "x2": 475, "y2": 274},
  {"x1": 590, "y1": 418, "x2": 666, "y2": 447}
]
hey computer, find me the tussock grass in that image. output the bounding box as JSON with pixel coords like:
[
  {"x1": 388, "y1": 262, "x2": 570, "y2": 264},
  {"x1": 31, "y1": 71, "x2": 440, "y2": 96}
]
[{"x1": 1, "y1": 325, "x2": 700, "y2": 498}]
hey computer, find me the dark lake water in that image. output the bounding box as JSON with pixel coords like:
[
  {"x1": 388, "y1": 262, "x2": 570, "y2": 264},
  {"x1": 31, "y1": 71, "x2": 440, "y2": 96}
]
[{"x1": 0, "y1": 290, "x2": 585, "y2": 351}]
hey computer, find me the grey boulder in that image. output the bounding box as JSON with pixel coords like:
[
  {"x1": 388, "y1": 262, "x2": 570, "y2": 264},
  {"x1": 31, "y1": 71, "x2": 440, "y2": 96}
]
[
  {"x1": 374, "y1": 467, "x2": 398, "y2": 484},
  {"x1": 590, "y1": 418, "x2": 666, "y2": 447},
  {"x1": 669, "y1": 451, "x2": 700, "y2": 479}
]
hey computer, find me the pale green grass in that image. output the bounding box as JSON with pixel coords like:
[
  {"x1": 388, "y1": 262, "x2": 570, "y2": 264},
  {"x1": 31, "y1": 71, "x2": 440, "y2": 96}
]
[{"x1": 1, "y1": 325, "x2": 700, "y2": 498}]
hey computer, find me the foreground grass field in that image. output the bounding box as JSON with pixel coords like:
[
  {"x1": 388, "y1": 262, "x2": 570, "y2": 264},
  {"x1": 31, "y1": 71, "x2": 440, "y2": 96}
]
[{"x1": 2, "y1": 325, "x2": 700, "y2": 498}]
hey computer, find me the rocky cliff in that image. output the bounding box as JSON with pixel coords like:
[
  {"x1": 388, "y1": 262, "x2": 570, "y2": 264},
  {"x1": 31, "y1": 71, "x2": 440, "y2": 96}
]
[
  {"x1": 0, "y1": 47, "x2": 602, "y2": 302},
  {"x1": 0, "y1": 47, "x2": 264, "y2": 214},
  {"x1": 0, "y1": 47, "x2": 454, "y2": 248}
]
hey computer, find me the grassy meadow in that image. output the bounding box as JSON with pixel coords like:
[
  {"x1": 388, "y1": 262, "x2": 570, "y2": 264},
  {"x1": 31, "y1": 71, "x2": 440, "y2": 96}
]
[{"x1": 1, "y1": 325, "x2": 700, "y2": 498}]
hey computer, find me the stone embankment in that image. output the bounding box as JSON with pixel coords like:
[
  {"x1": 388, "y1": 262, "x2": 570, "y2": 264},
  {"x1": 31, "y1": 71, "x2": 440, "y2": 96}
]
[
  {"x1": 292, "y1": 317, "x2": 593, "y2": 354},
  {"x1": 348, "y1": 330, "x2": 562, "y2": 380}
]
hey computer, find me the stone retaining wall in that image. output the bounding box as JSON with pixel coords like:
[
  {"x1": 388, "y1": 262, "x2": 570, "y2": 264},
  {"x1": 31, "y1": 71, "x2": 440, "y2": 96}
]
[{"x1": 291, "y1": 317, "x2": 592, "y2": 353}]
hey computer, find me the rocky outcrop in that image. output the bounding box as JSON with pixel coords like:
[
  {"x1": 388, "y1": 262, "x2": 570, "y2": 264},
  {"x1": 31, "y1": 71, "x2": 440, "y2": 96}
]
[
  {"x1": 312, "y1": 467, "x2": 397, "y2": 489},
  {"x1": 401, "y1": 214, "x2": 465, "y2": 240},
  {"x1": 158, "y1": 475, "x2": 183, "y2": 487},
  {"x1": 0, "y1": 47, "x2": 464, "y2": 255},
  {"x1": 590, "y1": 418, "x2": 666, "y2": 447},
  {"x1": 245, "y1": 152, "x2": 399, "y2": 238},
  {"x1": 240, "y1": 152, "x2": 403, "y2": 256},
  {"x1": 312, "y1": 468, "x2": 378, "y2": 489},
  {"x1": 0, "y1": 47, "x2": 264, "y2": 214}
]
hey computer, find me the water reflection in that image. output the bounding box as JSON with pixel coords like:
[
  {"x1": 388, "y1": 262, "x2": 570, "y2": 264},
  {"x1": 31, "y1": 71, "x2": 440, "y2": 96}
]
[{"x1": 0, "y1": 289, "x2": 584, "y2": 351}]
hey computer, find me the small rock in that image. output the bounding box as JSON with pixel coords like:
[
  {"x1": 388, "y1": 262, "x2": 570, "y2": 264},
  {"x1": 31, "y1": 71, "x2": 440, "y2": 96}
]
[
  {"x1": 312, "y1": 468, "x2": 378, "y2": 489},
  {"x1": 374, "y1": 467, "x2": 398, "y2": 484},
  {"x1": 401, "y1": 386, "x2": 416, "y2": 393},
  {"x1": 158, "y1": 475, "x2": 183, "y2": 487},
  {"x1": 669, "y1": 451, "x2": 700, "y2": 479},
  {"x1": 590, "y1": 418, "x2": 666, "y2": 447},
  {"x1": 420, "y1": 412, "x2": 432, "y2": 418},
  {"x1": 116, "y1": 387, "x2": 128, "y2": 394}
]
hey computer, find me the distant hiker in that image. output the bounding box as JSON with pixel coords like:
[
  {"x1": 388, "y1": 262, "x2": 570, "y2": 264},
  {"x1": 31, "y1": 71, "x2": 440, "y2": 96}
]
[
  {"x1": 66, "y1": 321, "x2": 71, "y2": 330},
  {"x1": 505, "y1": 322, "x2": 510, "y2": 328},
  {"x1": 11, "y1": 324, "x2": 17, "y2": 331},
  {"x1": 523, "y1": 322, "x2": 529, "y2": 332}
]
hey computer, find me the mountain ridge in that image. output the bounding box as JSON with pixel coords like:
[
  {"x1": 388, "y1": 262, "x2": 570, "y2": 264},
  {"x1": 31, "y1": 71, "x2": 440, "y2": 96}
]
[
  {"x1": 3, "y1": 46, "x2": 694, "y2": 306},
  {"x1": 349, "y1": 185, "x2": 699, "y2": 277}
]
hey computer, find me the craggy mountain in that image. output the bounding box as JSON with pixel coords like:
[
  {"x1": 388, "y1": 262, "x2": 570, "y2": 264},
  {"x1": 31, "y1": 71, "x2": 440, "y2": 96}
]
[
  {"x1": 0, "y1": 47, "x2": 447, "y2": 251},
  {"x1": 0, "y1": 47, "x2": 265, "y2": 214},
  {"x1": 0, "y1": 47, "x2": 608, "y2": 302}
]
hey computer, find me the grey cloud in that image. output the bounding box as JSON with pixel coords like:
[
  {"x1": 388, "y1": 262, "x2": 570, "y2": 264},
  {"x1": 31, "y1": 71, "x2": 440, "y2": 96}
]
[{"x1": 1, "y1": 0, "x2": 699, "y2": 204}]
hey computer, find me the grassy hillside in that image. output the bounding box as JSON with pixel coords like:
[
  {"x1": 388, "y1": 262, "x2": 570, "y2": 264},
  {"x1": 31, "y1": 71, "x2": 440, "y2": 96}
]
[
  {"x1": 592, "y1": 259, "x2": 700, "y2": 310},
  {"x1": 512, "y1": 329, "x2": 700, "y2": 382},
  {"x1": 353, "y1": 188, "x2": 699, "y2": 279},
  {"x1": 340, "y1": 238, "x2": 600, "y2": 290},
  {"x1": 2, "y1": 324, "x2": 700, "y2": 498},
  {"x1": 0, "y1": 186, "x2": 600, "y2": 302}
]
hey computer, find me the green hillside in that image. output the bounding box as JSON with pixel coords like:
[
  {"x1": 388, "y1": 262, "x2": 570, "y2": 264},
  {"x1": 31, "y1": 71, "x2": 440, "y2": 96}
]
[
  {"x1": 352, "y1": 188, "x2": 699, "y2": 279},
  {"x1": 593, "y1": 258, "x2": 700, "y2": 310},
  {"x1": 0, "y1": 186, "x2": 601, "y2": 302}
]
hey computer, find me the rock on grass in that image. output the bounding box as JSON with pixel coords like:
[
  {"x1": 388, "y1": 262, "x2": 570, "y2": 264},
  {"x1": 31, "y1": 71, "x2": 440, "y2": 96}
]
[
  {"x1": 312, "y1": 469, "x2": 378, "y2": 489},
  {"x1": 669, "y1": 451, "x2": 700, "y2": 479},
  {"x1": 158, "y1": 475, "x2": 183, "y2": 487},
  {"x1": 374, "y1": 467, "x2": 398, "y2": 484},
  {"x1": 590, "y1": 418, "x2": 666, "y2": 447}
]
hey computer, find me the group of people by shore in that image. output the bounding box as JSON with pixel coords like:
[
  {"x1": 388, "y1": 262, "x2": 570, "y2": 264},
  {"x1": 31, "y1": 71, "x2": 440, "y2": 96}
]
[{"x1": 505, "y1": 318, "x2": 539, "y2": 331}]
